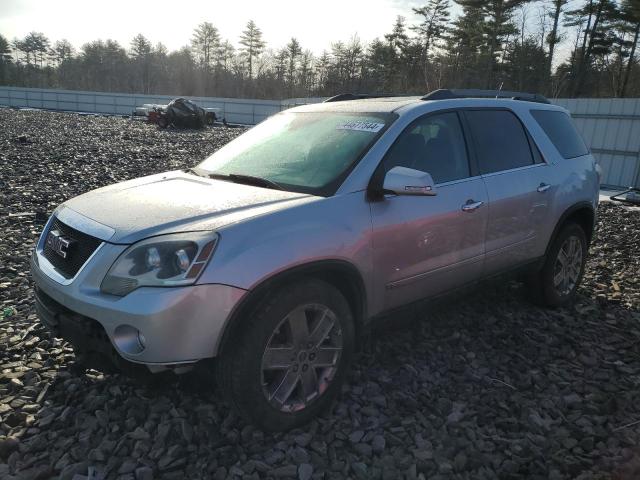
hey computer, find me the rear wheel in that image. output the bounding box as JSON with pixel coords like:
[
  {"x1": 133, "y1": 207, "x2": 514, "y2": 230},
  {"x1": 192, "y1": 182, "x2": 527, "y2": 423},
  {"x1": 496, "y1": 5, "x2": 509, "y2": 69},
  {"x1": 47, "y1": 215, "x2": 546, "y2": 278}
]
[
  {"x1": 528, "y1": 223, "x2": 588, "y2": 307},
  {"x1": 217, "y1": 279, "x2": 355, "y2": 431}
]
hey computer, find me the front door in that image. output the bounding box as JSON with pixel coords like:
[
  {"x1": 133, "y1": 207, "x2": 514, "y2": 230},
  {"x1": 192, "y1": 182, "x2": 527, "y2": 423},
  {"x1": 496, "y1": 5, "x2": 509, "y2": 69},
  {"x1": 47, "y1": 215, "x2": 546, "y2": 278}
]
[{"x1": 369, "y1": 111, "x2": 488, "y2": 312}]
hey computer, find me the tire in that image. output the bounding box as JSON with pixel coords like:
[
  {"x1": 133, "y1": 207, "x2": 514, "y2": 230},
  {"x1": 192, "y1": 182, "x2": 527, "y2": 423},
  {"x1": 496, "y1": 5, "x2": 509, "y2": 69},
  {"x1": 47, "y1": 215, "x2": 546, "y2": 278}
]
[
  {"x1": 205, "y1": 112, "x2": 215, "y2": 126},
  {"x1": 216, "y1": 279, "x2": 355, "y2": 431},
  {"x1": 527, "y1": 223, "x2": 588, "y2": 307}
]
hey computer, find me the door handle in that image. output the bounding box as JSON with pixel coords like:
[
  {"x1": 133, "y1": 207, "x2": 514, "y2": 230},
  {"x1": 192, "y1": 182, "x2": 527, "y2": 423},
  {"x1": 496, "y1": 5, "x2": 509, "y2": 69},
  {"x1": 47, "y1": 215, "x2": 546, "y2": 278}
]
[
  {"x1": 462, "y1": 200, "x2": 484, "y2": 212},
  {"x1": 537, "y1": 183, "x2": 551, "y2": 193}
]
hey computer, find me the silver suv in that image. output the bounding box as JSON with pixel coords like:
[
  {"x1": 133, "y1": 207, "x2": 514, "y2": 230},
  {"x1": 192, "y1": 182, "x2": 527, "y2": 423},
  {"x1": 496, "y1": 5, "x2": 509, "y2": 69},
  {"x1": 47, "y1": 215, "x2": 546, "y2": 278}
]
[{"x1": 31, "y1": 89, "x2": 599, "y2": 430}]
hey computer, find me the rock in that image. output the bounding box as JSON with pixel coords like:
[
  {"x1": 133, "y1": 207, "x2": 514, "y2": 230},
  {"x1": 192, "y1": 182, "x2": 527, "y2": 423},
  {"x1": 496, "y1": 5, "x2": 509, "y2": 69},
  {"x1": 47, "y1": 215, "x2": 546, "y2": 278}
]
[
  {"x1": 372, "y1": 435, "x2": 386, "y2": 454},
  {"x1": 298, "y1": 463, "x2": 313, "y2": 480},
  {"x1": 213, "y1": 467, "x2": 227, "y2": 480},
  {"x1": 0, "y1": 437, "x2": 19, "y2": 459},
  {"x1": 437, "y1": 460, "x2": 453, "y2": 474},
  {"x1": 454, "y1": 451, "x2": 467, "y2": 470},
  {"x1": 291, "y1": 446, "x2": 310, "y2": 464},
  {"x1": 272, "y1": 464, "x2": 297, "y2": 477},
  {"x1": 58, "y1": 462, "x2": 88, "y2": 480},
  {"x1": 294, "y1": 433, "x2": 312, "y2": 447},
  {"x1": 118, "y1": 459, "x2": 137, "y2": 474},
  {"x1": 351, "y1": 462, "x2": 368, "y2": 479},
  {"x1": 563, "y1": 393, "x2": 582, "y2": 407},
  {"x1": 130, "y1": 427, "x2": 150, "y2": 440},
  {"x1": 135, "y1": 466, "x2": 154, "y2": 480},
  {"x1": 354, "y1": 443, "x2": 372, "y2": 457}
]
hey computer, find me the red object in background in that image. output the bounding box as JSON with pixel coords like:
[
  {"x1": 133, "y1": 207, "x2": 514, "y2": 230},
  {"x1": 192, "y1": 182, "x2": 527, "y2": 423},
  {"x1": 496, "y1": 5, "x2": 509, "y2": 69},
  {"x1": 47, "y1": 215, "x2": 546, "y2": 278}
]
[{"x1": 147, "y1": 111, "x2": 161, "y2": 124}]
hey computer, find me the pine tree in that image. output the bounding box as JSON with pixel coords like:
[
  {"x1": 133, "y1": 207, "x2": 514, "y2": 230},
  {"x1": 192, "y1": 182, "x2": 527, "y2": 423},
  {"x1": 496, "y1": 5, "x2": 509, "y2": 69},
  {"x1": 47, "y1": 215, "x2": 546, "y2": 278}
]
[
  {"x1": 384, "y1": 16, "x2": 410, "y2": 90},
  {"x1": 566, "y1": 0, "x2": 618, "y2": 95},
  {"x1": 412, "y1": 0, "x2": 450, "y2": 58},
  {"x1": 239, "y1": 20, "x2": 266, "y2": 79},
  {"x1": 620, "y1": 0, "x2": 640, "y2": 96},
  {"x1": 130, "y1": 34, "x2": 152, "y2": 59},
  {"x1": 0, "y1": 34, "x2": 12, "y2": 64},
  {"x1": 130, "y1": 34, "x2": 153, "y2": 93},
  {"x1": 191, "y1": 22, "x2": 220, "y2": 71},
  {"x1": 0, "y1": 34, "x2": 12, "y2": 84},
  {"x1": 50, "y1": 39, "x2": 74, "y2": 65},
  {"x1": 448, "y1": 3, "x2": 486, "y2": 87},
  {"x1": 286, "y1": 38, "x2": 302, "y2": 95},
  {"x1": 385, "y1": 16, "x2": 410, "y2": 56},
  {"x1": 411, "y1": 0, "x2": 451, "y2": 88},
  {"x1": 546, "y1": 0, "x2": 569, "y2": 84}
]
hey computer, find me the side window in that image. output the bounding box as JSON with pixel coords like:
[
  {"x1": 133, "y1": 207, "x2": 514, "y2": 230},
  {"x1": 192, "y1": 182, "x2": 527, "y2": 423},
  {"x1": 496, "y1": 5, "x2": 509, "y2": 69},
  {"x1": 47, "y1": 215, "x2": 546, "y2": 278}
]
[
  {"x1": 530, "y1": 110, "x2": 589, "y2": 159},
  {"x1": 527, "y1": 131, "x2": 545, "y2": 164},
  {"x1": 382, "y1": 112, "x2": 470, "y2": 184},
  {"x1": 465, "y1": 110, "x2": 534, "y2": 174}
]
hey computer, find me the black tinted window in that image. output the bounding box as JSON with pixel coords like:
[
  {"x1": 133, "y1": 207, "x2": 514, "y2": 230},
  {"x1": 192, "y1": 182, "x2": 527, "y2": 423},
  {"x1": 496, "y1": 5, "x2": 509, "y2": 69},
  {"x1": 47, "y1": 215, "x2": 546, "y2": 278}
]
[
  {"x1": 531, "y1": 110, "x2": 589, "y2": 159},
  {"x1": 465, "y1": 110, "x2": 534, "y2": 174},
  {"x1": 383, "y1": 112, "x2": 470, "y2": 184}
]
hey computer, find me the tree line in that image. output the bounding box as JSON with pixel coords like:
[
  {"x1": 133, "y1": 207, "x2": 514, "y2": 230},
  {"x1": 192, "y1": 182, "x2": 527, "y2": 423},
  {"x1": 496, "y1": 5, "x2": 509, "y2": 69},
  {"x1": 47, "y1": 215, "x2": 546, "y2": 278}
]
[{"x1": 1, "y1": 0, "x2": 639, "y2": 100}]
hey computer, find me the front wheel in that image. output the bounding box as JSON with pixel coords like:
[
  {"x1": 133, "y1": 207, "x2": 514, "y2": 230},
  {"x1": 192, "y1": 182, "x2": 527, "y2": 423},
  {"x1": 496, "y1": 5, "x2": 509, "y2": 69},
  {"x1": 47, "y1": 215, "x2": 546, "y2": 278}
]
[
  {"x1": 528, "y1": 223, "x2": 588, "y2": 307},
  {"x1": 216, "y1": 279, "x2": 355, "y2": 431}
]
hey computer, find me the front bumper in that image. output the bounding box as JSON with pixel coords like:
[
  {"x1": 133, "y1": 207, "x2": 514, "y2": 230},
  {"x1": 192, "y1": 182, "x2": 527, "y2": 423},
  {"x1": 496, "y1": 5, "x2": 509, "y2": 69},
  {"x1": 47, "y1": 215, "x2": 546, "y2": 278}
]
[{"x1": 30, "y1": 251, "x2": 246, "y2": 366}]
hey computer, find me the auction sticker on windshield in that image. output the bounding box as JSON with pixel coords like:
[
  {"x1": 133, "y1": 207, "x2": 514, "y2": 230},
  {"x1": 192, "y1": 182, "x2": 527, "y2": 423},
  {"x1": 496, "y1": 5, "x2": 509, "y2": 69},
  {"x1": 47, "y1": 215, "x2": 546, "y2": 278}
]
[{"x1": 337, "y1": 121, "x2": 385, "y2": 133}]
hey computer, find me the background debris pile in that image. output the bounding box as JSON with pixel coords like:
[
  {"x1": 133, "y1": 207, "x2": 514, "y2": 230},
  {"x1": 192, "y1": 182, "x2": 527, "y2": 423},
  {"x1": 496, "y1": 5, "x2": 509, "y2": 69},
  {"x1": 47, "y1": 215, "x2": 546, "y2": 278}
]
[{"x1": 1, "y1": 109, "x2": 639, "y2": 480}]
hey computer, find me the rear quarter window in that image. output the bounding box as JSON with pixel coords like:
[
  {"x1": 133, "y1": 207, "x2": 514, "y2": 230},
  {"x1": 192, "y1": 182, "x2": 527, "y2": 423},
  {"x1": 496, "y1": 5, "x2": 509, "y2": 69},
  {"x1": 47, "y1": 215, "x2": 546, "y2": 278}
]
[{"x1": 530, "y1": 110, "x2": 589, "y2": 159}]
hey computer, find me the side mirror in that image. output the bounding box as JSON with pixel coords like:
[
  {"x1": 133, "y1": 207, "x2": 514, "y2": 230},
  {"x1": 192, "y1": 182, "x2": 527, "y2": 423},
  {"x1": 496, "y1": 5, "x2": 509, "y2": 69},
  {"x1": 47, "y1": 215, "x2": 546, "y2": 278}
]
[{"x1": 382, "y1": 166, "x2": 437, "y2": 196}]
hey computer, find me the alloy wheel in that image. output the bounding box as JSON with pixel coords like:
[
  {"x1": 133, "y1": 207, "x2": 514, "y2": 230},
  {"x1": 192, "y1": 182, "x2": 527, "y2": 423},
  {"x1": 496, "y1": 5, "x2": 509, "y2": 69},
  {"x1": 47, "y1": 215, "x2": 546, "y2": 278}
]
[
  {"x1": 261, "y1": 303, "x2": 343, "y2": 412},
  {"x1": 553, "y1": 235, "x2": 583, "y2": 296}
]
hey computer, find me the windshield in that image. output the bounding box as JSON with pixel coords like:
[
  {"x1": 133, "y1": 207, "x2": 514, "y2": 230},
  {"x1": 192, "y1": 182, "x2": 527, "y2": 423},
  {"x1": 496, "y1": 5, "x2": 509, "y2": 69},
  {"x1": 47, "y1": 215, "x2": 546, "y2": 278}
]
[{"x1": 197, "y1": 111, "x2": 394, "y2": 195}]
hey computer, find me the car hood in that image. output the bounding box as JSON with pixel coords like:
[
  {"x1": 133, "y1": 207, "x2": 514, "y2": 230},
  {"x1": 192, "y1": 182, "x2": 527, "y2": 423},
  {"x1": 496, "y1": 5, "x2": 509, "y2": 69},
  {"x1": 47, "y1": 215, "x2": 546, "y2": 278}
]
[{"x1": 60, "y1": 171, "x2": 319, "y2": 244}]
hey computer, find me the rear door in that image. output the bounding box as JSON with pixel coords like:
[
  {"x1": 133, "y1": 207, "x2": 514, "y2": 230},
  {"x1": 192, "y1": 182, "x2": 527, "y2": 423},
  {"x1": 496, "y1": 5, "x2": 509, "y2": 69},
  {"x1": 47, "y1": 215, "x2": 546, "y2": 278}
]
[
  {"x1": 463, "y1": 109, "x2": 551, "y2": 275},
  {"x1": 369, "y1": 111, "x2": 489, "y2": 311}
]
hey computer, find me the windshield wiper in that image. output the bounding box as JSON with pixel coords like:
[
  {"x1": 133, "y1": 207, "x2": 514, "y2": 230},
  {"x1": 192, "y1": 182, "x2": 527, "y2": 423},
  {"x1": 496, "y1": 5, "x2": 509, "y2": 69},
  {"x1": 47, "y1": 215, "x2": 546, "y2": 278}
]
[
  {"x1": 209, "y1": 173, "x2": 283, "y2": 191},
  {"x1": 185, "y1": 167, "x2": 208, "y2": 178}
]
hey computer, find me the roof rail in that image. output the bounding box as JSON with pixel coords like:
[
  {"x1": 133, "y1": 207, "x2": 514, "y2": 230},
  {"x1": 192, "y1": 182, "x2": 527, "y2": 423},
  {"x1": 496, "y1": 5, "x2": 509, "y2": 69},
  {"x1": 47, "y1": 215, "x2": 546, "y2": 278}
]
[
  {"x1": 324, "y1": 93, "x2": 398, "y2": 103},
  {"x1": 421, "y1": 89, "x2": 550, "y2": 104}
]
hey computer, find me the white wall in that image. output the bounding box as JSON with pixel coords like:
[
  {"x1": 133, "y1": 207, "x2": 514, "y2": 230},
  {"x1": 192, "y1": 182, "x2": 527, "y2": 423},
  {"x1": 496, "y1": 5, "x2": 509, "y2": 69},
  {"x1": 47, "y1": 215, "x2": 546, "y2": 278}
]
[
  {"x1": 554, "y1": 98, "x2": 640, "y2": 188},
  {"x1": 0, "y1": 86, "x2": 283, "y2": 125}
]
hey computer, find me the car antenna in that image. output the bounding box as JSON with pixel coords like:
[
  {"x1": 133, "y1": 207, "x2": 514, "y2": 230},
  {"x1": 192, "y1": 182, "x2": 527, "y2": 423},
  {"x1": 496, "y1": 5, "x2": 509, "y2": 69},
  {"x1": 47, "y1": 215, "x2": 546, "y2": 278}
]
[{"x1": 495, "y1": 81, "x2": 504, "y2": 99}]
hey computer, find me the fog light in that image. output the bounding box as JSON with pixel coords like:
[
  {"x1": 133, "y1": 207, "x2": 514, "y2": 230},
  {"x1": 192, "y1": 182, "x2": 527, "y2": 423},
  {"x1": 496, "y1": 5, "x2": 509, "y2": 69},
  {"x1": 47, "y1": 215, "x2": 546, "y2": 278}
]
[{"x1": 113, "y1": 325, "x2": 146, "y2": 354}]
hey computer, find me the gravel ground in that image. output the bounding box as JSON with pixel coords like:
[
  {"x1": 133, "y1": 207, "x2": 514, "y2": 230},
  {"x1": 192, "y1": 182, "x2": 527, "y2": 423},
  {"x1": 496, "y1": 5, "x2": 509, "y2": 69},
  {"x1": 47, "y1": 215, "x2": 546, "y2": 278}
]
[{"x1": 1, "y1": 108, "x2": 639, "y2": 480}]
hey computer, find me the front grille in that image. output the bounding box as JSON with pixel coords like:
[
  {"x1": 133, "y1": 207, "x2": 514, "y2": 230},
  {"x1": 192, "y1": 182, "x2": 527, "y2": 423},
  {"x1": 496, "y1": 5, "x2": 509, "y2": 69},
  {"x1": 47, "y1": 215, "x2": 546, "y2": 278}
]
[{"x1": 42, "y1": 217, "x2": 102, "y2": 278}]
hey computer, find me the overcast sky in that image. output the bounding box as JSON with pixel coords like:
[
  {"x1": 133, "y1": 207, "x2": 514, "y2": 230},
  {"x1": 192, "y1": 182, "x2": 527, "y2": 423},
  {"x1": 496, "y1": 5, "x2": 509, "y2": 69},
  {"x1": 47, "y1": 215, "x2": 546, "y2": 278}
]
[{"x1": 0, "y1": 0, "x2": 463, "y2": 53}]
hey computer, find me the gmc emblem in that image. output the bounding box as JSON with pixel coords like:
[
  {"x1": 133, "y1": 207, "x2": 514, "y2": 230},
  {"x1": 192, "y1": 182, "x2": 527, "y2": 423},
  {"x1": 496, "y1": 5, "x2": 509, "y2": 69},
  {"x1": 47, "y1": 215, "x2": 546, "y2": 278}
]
[{"x1": 46, "y1": 229, "x2": 74, "y2": 259}]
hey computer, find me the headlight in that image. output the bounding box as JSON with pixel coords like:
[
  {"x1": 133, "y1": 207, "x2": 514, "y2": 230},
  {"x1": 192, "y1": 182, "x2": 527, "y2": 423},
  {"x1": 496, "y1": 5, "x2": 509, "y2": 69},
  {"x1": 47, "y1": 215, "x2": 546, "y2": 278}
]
[{"x1": 101, "y1": 232, "x2": 219, "y2": 296}]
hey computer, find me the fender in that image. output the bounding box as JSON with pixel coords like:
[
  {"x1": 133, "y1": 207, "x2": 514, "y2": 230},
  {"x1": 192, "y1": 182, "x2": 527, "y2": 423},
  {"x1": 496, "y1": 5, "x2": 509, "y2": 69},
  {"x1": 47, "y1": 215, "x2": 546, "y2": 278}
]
[
  {"x1": 214, "y1": 259, "x2": 367, "y2": 356},
  {"x1": 544, "y1": 201, "x2": 595, "y2": 258}
]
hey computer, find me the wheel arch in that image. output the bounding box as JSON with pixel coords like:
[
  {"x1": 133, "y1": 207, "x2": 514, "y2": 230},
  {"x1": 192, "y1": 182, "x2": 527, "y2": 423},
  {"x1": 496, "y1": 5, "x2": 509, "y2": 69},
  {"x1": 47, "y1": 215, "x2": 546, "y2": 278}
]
[
  {"x1": 215, "y1": 260, "x2": 368, "y2": 357},
  {"x1": 546, "y1": 201, "x2": 596, "y2": 257}
]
